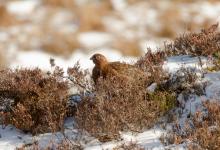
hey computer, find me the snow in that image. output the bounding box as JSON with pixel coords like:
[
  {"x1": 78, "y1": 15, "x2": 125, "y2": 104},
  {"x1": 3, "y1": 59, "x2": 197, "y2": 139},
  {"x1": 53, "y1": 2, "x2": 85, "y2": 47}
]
[
  {"x1": 140, "y1": 40, "x2": 157, "y2": 52},
  {"x1": 7, "y1": 0, "x2": 39, "y2": 16},
  {"x1": 0, "y1": 118, "x2": 79, "y2": 150},
  {"x1": 9, "y1": 48, "x2": 138, "y2": 72},
  {"x1": 111, "y1": 0, "x2": 127, "y2": 11},
  {"x1": 0, "y1": 118, "x2": 163, "y2": 150},
  {"x1": 163, "y1": 55, "x2": 208, "y2": 73},
  {"x1": 199, "y1": 2, "x2": 220, "y2": 18},
  {"x1": 147, "y1": 83, "x2": 157, "y2": 93},
  {"x1": 205, "y1": 82, "x2": 220, "y2": 100},
  {"x1": 49, "y1": 10, "x2": 78, "y2": 34},
  {"x1": 0, "y1": 125, "x2": 32, "y2": 150},
  {"x1": 0, "y1": 32, "x2": 9, "y2": 42},
  {"x1": 9, "y1": 49, "x2": 93, "y2": 71},
  {"x1": 205, "y1": 72, "x2": 220, "y2": 100},
  {"x1": 84, "y1": 129, "x2": 163, "y2": 150},
  {"x1": 204, "y1": 71, "x2": 220, "y2": 82},
  {"x1": 78, "y1": 32, "x2": 113, "y2": 48},
  {"x1": 103, "y1": 17, "x2": 127, "y2": 33}
]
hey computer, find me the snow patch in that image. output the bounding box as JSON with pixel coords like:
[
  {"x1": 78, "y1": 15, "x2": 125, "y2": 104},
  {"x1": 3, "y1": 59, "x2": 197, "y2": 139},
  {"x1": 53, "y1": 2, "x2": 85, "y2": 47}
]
[
  {"x1": 163, "y1": 55, "x2": 208, "y2": 73},
  {"x1": 78, "y1": 32, "x2": 113, "y2": 48},
  {"x1": 7, "y1": 0, "x2": 39, "y2": 16}
]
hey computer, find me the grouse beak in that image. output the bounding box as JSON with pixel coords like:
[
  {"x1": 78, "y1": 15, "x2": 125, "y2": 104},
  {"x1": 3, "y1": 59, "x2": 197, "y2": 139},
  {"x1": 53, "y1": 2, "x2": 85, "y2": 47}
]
[{"x1": 90, "y1": 56, "x2": 93, "y2": 60}]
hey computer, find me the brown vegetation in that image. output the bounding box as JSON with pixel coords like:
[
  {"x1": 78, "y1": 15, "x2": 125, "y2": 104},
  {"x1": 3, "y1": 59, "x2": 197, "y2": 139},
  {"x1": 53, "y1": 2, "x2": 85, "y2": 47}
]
[
  {"x1": 135, "y1": 49, "x2": 168, "y2": 84},
  {"x1": 42, "y1": 0, "x2": 76, "y2": 8},
  {"x1": 75, "y1": 3, "x2": 110, "y2": 32},
  {"x1": 71, "y1": 51, "x2": 176, "y2": 142},
  {"x1": 41, "y1": 32, "x2": 80, "y2": 57},
  {"x1": 75, "y1": 76, "x2": 176, "y2": 142},
  {"x1": 0, "y1": 68, "x2": 69, "y2": 134},
  {"x1": 162, "y1": 101, "x2": 220, "y2": 150},
  {"x1": 165, "y1": 23, "x2": 220, "y2": 56},
  {"x1": 0, "y1": 4, "x2": 18, "y2": 27},
  {"x1": 0, "y1": 50, "x2": 7, "y2": 69},
  {"x1": 112, "y1": 38, "x2": 142, "y2": 56},
  {"x1": 43, "y1": 0, "x2": 112, "y2": 32}
]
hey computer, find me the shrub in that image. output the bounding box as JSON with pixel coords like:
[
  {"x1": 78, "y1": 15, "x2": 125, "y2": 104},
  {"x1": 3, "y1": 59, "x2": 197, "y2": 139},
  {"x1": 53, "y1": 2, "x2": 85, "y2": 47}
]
[
  {"x1": 158, "y1": 67, "x2": 204, "y2": 97},
  {"x1": 0, "y1": 67, "x2": 69, "y2": 134},
  {"x1": 75, "y1": 77, "x2": 176, "y2": 142},
  {"x1": 72, "y1": 58, "x2": 176, "y2": 142},
  {"x1": 162, "y1": 101, "x2": 220, "y2": 150},
  {"x1": 135, "y1": 49, "x2": 168, "y2": 84},
  {"x1": 165, "y1": 23, "x2": 220, "y2": 56}
]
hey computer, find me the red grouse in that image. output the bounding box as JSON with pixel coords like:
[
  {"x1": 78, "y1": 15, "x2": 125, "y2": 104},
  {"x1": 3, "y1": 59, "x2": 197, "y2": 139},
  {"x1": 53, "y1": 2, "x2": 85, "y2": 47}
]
[{"x1": 90, "y1": 53, "x2": 148, "y2": 85}]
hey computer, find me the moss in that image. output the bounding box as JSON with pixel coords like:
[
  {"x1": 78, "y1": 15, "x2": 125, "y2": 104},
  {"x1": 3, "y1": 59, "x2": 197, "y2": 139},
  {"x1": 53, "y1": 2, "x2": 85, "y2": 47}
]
[{"x1": 148, "y1": 91, "x2": 177, "y2": 112}]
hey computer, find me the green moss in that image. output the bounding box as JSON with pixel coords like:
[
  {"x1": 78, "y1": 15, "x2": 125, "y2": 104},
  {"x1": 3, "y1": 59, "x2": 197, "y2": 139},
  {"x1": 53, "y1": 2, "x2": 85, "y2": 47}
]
[
  {"x1": 148, "y1": 91, "x2": 176, "y2": 112},
  {"x1": 206, "y1": 51, "x2": 220, "y2": 72},
  {"x1": 213, "y1": 51, "x2": 220, "y2": 59}
]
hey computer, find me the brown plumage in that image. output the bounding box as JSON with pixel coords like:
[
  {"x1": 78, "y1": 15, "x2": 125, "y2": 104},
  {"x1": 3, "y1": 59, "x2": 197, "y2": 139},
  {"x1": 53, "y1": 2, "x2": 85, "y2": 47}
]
[{"x1": 90, "y1": 53, "x2": 148, "y2": 84}]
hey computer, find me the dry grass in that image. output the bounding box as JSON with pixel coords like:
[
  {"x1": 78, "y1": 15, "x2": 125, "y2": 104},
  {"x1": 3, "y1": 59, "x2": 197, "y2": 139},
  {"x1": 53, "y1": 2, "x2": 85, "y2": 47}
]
[
  {"x1": 0, "y1": 4, "x2": 18, "y2": 27},
  {"x1": 112, "y1": 37, "x2": 142, "y2": 56},
  {"x1": 0, "y1": 67, "x2": 69, "y2": 134},
  {"x1": 41, "y1": 32, "x2": 80, "y2": 57},
  {"x1": 156, "y1": 6, "x2": 182, "y2": 38},
  {"x1": 75, "y1": 3, "x2": 111, "y2": 32},
  {"x1": 42, "y1": 0, "x2": 76, "y2": 8},
  {"x1": 156, "y1": 2, "x2": 217, "y2": 39},
  {"x1": 0, "y1": 50, "x2": 7, "y2": 69},
  {"x1": 43, "y1": 0, "x2": 112, "y2": 32}
]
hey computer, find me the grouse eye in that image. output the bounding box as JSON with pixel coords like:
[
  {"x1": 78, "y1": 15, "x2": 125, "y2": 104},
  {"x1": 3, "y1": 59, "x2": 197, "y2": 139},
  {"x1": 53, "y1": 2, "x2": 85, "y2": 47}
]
[{"x1": 96, "y1": 55, "x2": 101, "y2": 60}]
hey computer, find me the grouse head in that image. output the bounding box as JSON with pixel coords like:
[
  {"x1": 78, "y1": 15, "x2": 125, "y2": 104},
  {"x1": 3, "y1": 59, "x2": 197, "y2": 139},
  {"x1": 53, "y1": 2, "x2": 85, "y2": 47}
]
[{"x1": 90, "y1": 53, "x2": 108, "y2": 67}]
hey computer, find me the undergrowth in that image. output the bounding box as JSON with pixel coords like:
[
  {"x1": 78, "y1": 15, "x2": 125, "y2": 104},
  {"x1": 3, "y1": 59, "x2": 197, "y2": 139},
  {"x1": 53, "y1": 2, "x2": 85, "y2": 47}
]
[
  {"x1": 71, "y1": 50, "x2": 176, "y2": 142},
  {"x1": 165, "y1": 23, "x2": 220, "y2": 56},
  {"x1": 0, "y1": 67, "x2": 68, "y2": 134},
  {"x1": 161, "y1": 101, "x2": 220, "y2": 150},
  {"x1": 0, "y1": 24, "x2": 220, "y2": 149}
]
